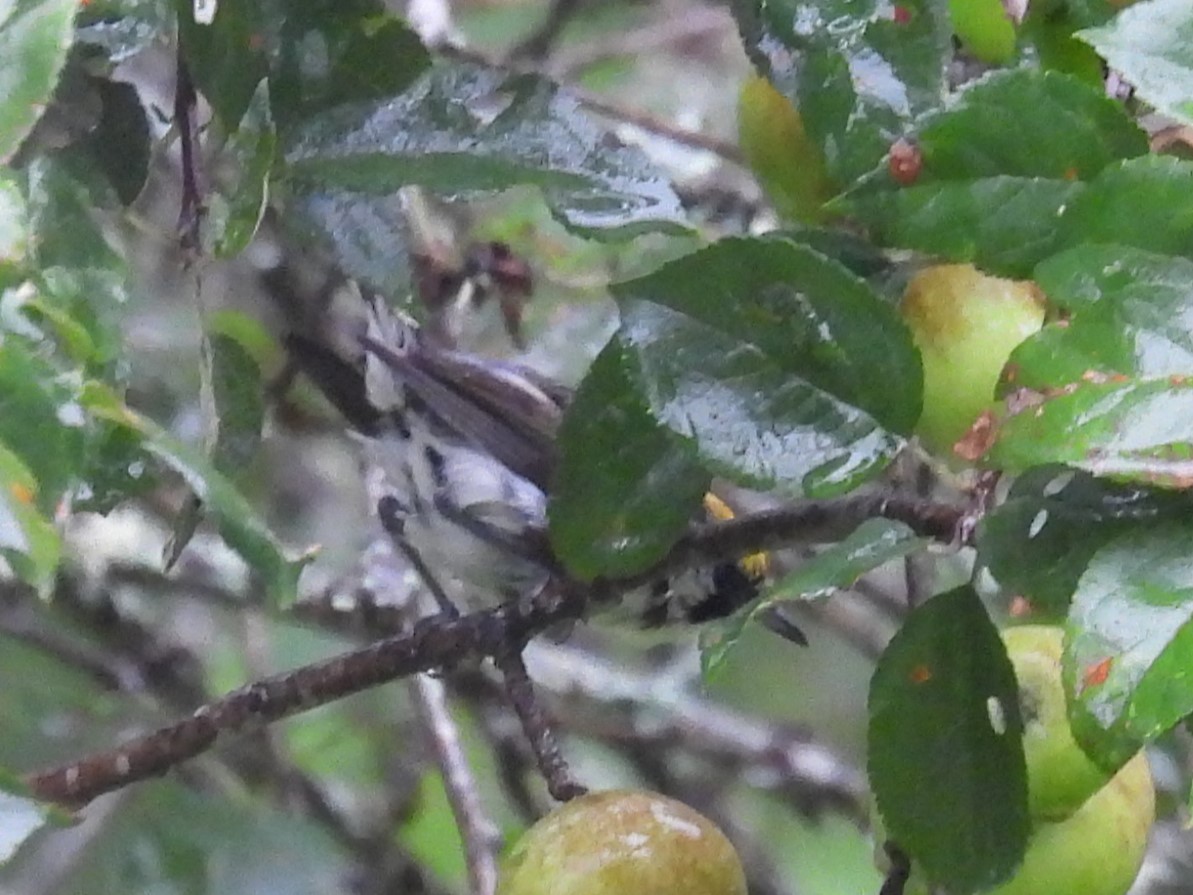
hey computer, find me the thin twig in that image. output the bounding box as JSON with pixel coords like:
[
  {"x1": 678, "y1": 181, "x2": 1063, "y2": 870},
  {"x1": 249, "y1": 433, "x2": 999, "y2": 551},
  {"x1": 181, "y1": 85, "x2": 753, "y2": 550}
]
[
  {"x1": 494, "y1": 644, "x2": 586, "y2": 802},
  {"x1": 409, "y1": 673, "x2": 501, "y2": 895}
]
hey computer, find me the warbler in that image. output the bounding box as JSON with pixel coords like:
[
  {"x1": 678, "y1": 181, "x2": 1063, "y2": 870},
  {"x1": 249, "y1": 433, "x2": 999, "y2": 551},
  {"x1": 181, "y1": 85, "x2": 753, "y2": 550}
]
[{"x1": 286, "y1": 284, "x2": 773, "y2": 629}]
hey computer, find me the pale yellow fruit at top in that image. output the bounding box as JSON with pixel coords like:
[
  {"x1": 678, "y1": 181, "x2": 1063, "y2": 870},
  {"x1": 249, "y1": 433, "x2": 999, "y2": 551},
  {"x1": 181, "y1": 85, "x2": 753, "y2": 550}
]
[{"x1": 497, "y1": 790, "x2": 747, "y2": 895}]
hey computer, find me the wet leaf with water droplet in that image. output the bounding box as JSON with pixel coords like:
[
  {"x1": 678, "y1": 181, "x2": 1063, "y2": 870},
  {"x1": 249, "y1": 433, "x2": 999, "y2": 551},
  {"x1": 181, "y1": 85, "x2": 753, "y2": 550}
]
[
  {"x1": 1011, "y1": 245, "x2": 1193, "y2": 389},
  {"x1": 607, "y1": 236, "x2": 918, "y2": 497},
  {"x1": 984, "y1": 377, "x2": 1193, "y2": 489},
  {"x1": 1065, "y1": 523, "x2": 1193, "y2": 769},
  {"x1": 283, "y1": 62, "x2": 688, "y2": 280},
  {"x1": 730, "y1": 0, "x2": 951, "y2": 184}
]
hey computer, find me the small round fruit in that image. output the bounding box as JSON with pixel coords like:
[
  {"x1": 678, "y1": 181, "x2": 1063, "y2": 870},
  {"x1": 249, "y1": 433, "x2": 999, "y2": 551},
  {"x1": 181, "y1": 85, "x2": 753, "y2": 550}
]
[
  {"x1": 900, "y1": 264, "x2": 1045, "y2": 453},
  {"x1": 737, "y1": 75, "x2": 832, "y2": 223},
  {"x1": 1003, "y1": 625, "x2": 1109, "y2": 820},
  {"x1": 497, "y1": 790, "x2": 747, "y2": 895}
]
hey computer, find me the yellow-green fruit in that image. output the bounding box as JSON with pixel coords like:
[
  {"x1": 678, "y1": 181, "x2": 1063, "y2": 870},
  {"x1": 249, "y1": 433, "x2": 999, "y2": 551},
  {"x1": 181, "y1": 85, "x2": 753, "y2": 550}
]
[
  {"x1": 899, "y1": 751, "x2": 1153, "y2": 895},
  {"x1": 737, "y1": 75, "x2": 832, "y2": 223},
  {"x1": 900, "y1": 264, "x2": 1046, "y2": 453},
  {"x1": 497, "y1": 790, "x2": 747, "y2": 895},
  {"x1": 1003, "y1": 625, "x2": 1110, "y2": 820},
  {"x1": 949, "y1": 0, "x2": 1016, "y2": 64},
  {"x1": 988, "y1": 750, "x2": 1153, "y2": 895}
]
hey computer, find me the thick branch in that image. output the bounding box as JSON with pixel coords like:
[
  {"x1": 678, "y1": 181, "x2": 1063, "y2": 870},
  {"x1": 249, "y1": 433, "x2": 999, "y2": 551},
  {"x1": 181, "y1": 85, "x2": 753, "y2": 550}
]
[
  {"x1": 24, "y1": 594, "x2": 580, "y2": 808},
  {"x1": 22, "y1": 492, "x2": 964, "y2": 809}
]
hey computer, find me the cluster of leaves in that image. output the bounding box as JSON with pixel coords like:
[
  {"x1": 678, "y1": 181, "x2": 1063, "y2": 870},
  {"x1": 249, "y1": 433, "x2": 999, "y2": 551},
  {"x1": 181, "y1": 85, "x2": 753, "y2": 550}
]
[{"x1": 6, "y1": 0, "x2": 1193, "y2": 890}]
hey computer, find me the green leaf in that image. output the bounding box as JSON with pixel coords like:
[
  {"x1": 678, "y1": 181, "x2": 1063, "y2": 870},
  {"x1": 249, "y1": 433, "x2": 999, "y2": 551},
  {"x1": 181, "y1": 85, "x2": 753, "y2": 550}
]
[
  {"x1": 203, "y1": 316, "x2": 266, "y2": 478},
  {"x1": 1055, "y1": 156, "x2": 1193, "y2": 257},
  {"x1": 1065, "y1": 523, "x2": 1193, "y2": 769},
  {"x1": 549, "y1": 341, "x2": 709, "y2": 580},
  {"x1": 179, "y1": 0, "x2": 431, "y2": 132},
  {"x1": 0, "y1": 0, "x2": 78, "y2": 163},
  {"x1": 978, "y1": 467, "x2": 1188, "y2": 618},
  {"x1": 868, "y1": 586, "x2": 1028, "y2": 892},
  {"x1": 21, "y1": 155, "x2": 129, "y2": 365},
  {"x1": 1078, "y1": 0, "x2": 1193, "y2": 129},
  {"x1": 1011, "y1": 245, "x2": 1193, "y2": 389},
  {"x1": 984, "y1": 378, "x2": 1193, "y2": 488},
  {"x1": 0, "y1": 173, "x2": 29, "y2": 272},
  {"x1": 208, "y1": 79, "x2": 276, "y2": 258},
  {"x1": 79, "y1": 382, "x2": 308, "y2": 604},
  {"x1": 730, "y1": 0, "x2": 951, "y2": 184},
  {"x1": 839, "y1": 176, "x2": 1082, "y2": 277},
  {"x1": 175, "y1": 0, "x2": 269, "y2": 129},
  {"x1": 0, "y1": 440, "x2": 60, "y2": 594},
  {"x1": 0, "y1": 338, "x2": 87, "y2": 512},
  {"x1": 284, "y1": 63, "x2": 689, "y2": 241},
  {"x1": 910, "y1": 69, "x2": 1146, "y2": 182},
  {"x1": 608, "y1": 237, "x2": 918, "y2": 496},
  {"x1": 265, "y1": 0, "x2": 430, "y2": 130},
  {"x1": 700, "y1": 518, "x2": 927, "y2": 677}
]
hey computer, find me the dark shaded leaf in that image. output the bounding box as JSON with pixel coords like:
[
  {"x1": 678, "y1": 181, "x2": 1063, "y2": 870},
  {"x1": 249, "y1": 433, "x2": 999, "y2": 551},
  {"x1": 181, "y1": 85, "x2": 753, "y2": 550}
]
[
  {"x1": 549, "y1": 341, "x2": 709, "y2": 580},
  {"x1": 175, "y1": 0, "x2": 269, "y2": 130},
  {"x1": 284, "y1": 63, "x2": 689, "y2": 241},
  {"x1": 979, "y1": 467, "x2": 1187, "y2": 618},
  {"x1": 838, "y1": 176, "x2": 1081, "y2": 277},
  {"x1": 1078, "y1": 0, "x2": 1193, "y2": 129},
  {"x1": 868, "y1": 586, "x2": 1028, "y2": 892},
  {"x1": 80, "y1": 77, "x2": 150, "y2": 205},
  {"x1": 0, "y1": 0, "x2": 77, "y2": 163},
  {"x1": 1055, "y1": 156, "x2": 1193, "y2": 258},
  {"x1": 701, "y1": 519, "x2": 926, "y2": 677},
  {"x1": 1065, "y1": 523, "x2": 1193, "y2": 769},
  {"x1": 730, "y1": 0, "x2": 951, "y2": 184},
  {"x1": 608, "y1": 237, "x2": 917, "y2": 496},
  {"x1": 265, "y1": 1, "x2": 430, "y2": 130},
  {"x1": 910, "y1": 69, "x2": 1146, "y2": 182}
]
